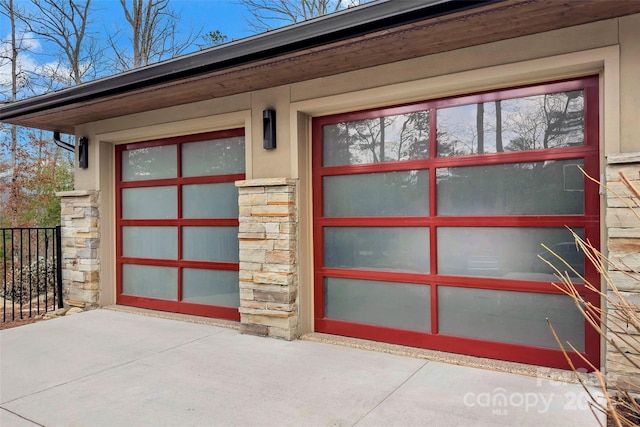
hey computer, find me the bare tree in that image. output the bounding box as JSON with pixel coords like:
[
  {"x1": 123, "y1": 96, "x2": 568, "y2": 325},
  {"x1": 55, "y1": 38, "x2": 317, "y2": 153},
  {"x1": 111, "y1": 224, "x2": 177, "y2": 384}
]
[
  {"x1": 242, "y1": 0, "x2": 366, "y2": 32},
  {"x1": 16, "y1": 0, "x2": 104, "y2": 85},
  {"x1": 109, "y1": 0, "x2": 201, "y2": 71},
  {"x1": 0, "y1": 0, "x2": 24, "y2": 225}
]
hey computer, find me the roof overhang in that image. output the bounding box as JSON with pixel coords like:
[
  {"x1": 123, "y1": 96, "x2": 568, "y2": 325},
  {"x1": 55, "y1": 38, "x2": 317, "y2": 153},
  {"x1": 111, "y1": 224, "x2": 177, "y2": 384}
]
[{"x1": 2, "y1": 0, "x2": 640, "y2": 134}]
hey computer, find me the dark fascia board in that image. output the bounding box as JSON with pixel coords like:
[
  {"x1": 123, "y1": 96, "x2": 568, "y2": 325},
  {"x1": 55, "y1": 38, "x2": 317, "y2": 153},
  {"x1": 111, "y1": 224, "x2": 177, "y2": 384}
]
[{"x1": 0, "y1": 0, "x2": 499, "y2": 124}]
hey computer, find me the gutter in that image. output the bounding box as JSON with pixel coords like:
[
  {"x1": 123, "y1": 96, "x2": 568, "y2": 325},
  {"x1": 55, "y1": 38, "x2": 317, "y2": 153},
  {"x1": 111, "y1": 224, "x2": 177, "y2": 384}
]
[{"x1": 0, "y1": 0, "x2": 499, "y2": 122}]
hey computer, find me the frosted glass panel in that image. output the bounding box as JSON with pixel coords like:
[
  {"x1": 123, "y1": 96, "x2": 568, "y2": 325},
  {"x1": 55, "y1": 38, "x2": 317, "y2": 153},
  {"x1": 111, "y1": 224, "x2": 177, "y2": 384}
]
[
  {"x1": 183, "y1": 183, "x2": 239, "y2": 218},
  {"x1": 183, "y1": 268, "x2": 239, "y2": 307},
  {"x1": 182, "y1": 137, "x2": 245, "y2": 177},
  {"x1": 122, "y1": 145, "x2": 177, "y2": 181},
  {"x1": 437, "y1": 160, "x2": 584, "y2": 215},
  {"x1": 122, "y1": 186, "x2": 177, "y2": 219},
  {"x1": 183, "y1": 227, "x2": 239, "y2": 262},
  {"x1": 324, "y1": 227, "x2": 429, "y2": 273},
  {"x1": 437, "y1": 227, "x2": 584, "y2": 282},
  {"x1": 324, "y1": 170, "x2": 428, "y2": 217},
  {"x1": 122, "y1": 264, "x2": 177, "y2": 300},
  {"x1": 122, "y1": 227, "x2": 178, "y2": 259},
  {"x1": 323, "y1": 110, "x2": 430, "y2": 166},
  {"x1": 437, "y1": 90, "x2": 584, "y2": 156},
  {"x1": 438, "y1": 286, "x2": 584, "y2": 351},
  {"x1": 325, "y1": 278, "x2": 430, "y2": 331}
]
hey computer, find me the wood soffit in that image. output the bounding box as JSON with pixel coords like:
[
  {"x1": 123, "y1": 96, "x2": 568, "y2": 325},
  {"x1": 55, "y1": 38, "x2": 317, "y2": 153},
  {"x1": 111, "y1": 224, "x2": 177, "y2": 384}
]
[{"x1": 6, "y1": 0, "x2": 640, "y2": 133}]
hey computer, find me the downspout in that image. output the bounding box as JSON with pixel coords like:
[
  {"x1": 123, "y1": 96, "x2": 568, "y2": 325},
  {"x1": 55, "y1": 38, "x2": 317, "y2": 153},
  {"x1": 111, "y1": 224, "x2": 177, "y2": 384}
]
[{"x1": 53, "y1": 131, "x2": 75, "y2": 152}]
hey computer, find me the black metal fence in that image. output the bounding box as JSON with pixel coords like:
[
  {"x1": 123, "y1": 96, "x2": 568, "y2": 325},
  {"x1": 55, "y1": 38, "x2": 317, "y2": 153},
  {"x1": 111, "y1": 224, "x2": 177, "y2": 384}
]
[{"x1": 1, "y1": 227, "x2": 63, "y2": 322}]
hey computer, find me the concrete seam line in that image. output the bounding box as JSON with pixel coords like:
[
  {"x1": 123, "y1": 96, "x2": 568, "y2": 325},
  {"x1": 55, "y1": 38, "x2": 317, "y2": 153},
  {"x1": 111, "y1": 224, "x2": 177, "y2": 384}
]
[
  {"x1": 0, "y1": 406, "x2": 45, "y2": 427},
  {"x1": 351, "y1": 360, "x2": 430, "y2": 426}
]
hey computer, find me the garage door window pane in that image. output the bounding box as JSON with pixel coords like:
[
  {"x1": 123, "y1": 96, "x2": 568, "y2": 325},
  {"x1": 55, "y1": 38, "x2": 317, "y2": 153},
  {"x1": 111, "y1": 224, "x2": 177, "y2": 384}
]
[
  {"x1": 437, "y1": 227, "x2": 585, "y2": 282},
  {"x1": 183, "y1": 183, "x2": 239, "y2": 218},
  {"x1": 325, "y1": 278, "x2": 430, "y2": 331},
  {"x1": 437, "y1": 160, "x2": 584, "y2": 215},
  {"x1": 122, "y1": 226, "x2": 178, "y2": 259},
  {"x1": 122, "y1": 186, "x2": 177, "y2": 219},
  {"x1": 323, "y1": 111, "x2": 430, "y2": 166},
  {"x1": 437, "y1": 90, "x2": 584, "y2": 157},
  {"x1": 438, "y1": 287, "x2": 584, "y2": 351},
  {"x1": 182, "y1": 137, "x2": 245, "y2": 177},
  {"x1": 122, "y1": 145, "x2": 177, "y2": 181},
  {"x1": 122, "y1": 264, "x2": 177, "y2": 300},
  {"x1": 324, "y1": 170, "x2": 428, "y2": 217},
  {"x1": 183, "y1": 226, "x2": 239, "y2": 262},
  {"x1": 183, "y1": 268, "x2": 239, "y2": 307},
  {"x1": 324, "y1": 227, "x2": 429, "y2": 273}
]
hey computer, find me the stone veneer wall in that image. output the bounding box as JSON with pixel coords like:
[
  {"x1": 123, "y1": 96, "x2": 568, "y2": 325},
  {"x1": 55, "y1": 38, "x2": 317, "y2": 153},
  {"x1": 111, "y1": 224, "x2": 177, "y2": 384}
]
[
  {"x1": 605, "y1": 153, "x2": 640, "y2": 392},
  {"x1": 235, "y1": 178, "x2": 298, "y2": 340},
  {"x1": 56, "y1": 190, "x2": 100, "y2": 309}
]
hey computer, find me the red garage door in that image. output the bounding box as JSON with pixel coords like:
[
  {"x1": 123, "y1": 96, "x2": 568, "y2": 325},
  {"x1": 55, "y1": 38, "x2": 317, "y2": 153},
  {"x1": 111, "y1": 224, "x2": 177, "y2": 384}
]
[
  {"x1": 312, "y1": 76, "x2": 600, "y2": 370},
  {"x1": 116, "y1": 129, "x2": 244, "y2": 320}
]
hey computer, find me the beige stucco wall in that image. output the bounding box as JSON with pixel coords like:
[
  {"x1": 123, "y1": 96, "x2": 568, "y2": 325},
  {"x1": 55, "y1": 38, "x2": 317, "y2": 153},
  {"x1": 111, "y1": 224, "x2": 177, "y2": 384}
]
[{"x1": 72, "y1": 15, "x2": 639, "y2": 363}]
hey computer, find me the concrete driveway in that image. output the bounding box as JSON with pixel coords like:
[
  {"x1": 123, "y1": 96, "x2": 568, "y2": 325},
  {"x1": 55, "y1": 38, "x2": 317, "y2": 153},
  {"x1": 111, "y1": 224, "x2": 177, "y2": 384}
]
[{"x1": 1, "y1": 309, "x2": 604, "y2": 426}]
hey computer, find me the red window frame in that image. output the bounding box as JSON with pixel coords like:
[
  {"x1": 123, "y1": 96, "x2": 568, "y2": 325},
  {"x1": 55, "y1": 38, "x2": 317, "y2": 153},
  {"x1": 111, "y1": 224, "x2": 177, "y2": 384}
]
[
  {"x1": 115, "y1": 129, "x2": 244, "y2": 320},
  {"x1": 312, "y1": 76, "x2": 600, "y2": 370}
]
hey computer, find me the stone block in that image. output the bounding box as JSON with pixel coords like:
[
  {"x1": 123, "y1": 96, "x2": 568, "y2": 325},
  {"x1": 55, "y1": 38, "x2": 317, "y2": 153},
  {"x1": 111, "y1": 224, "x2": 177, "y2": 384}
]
[
  {"x1": 609, "y1": 228, "x2": 640, "y2": 239},
  {"x1": 606, "y1": 352, "x2": 640, "y2": 376},
  {"x1": 265, "y1": 185, "x2": 295, "y2": 193},
  {"x1": 241, "y1": 300, "x2": 267, "y2": 309},
  {"x1": 607, "y1": 372, "x2": 640, "y2": 393},
  {"x1": 77, "y1": 248, "x2": 98, "y2": 259},
  {"x1": 253, "y1": 271, "x2": 293, "y2": 285},
  {"x1": 262, "y1": 263, "x2": 296, "y2": 273},
  {"x1": 266, "y1": 302, "x2": 296, "y2": 312},
  {"x1": 78, "y1": 264, "x2": 100, "y2": 272},
  {"x1": 238, "y1": 232, "x2": 266, "y2": 240},
  {"x1": 66, "y1": 288, "x2": 99, "y2": 304},
  {"x1": 267, "y1": 192, "x2": 295, "y2": 203},
  {"x1": 239, "y1": 249, "x2": 266, "y2": 263},
  {"x1": 607, "y1": 311, "x2": 640, "y2": 335},
  {"x1": 239, "y1": 262, "x2": 263, "y2": 271},
  {"x1": 238, "y1": 193, "x2": 267, "y2": 206},
  {"x1": 274, "y1": 239, "x2": 296, "y2": 251},
  {"x1": 65, "y1": 299, "x2": 86, "y2": 308},
  {"x1": 608, "y1": 335, "x2": 640, "y2": 355},
  {"x1": 71, "y1": 271, "x2": 85, "y2": 282},
  {"x1": 239, "y1": 223, "x2": 266, "y2": 233},
  {"x1": 253, "y1": 289, "x2": 296, "y2": 304},
  {"x1": 239, "y1": 288, "x2": 254, "y2": 300},
  {"x1": 240, "y1": 239, "x2": 274, "y2": 250},
  {"x1": 268, "y1": 325, "x2": 298, "y2": 341},
  {"x1": 265, "y1": 223, "x2": 280, "y2": 234},
  {"x1": 279, "y1": 223, "x2": 297, "y2": 234},
  {"x1": 239, "y1": 270, "x2": 254, "y2": 282},
  {"x1": 606, "y1": 208, "x2": 640, "y2": 228},
  {"x1": 241, "y1": 283, "x2": 289, "y2": 293},
  {"x1": 239, "y1": 311, "x2": 296, "y2": 329},
  {"x1": 251, "y1": 205, "x2": 294, "y2": 216},
  {"x1": 266, "y1": 250, "x2": 295, "y2": 264},
  {"x1": 236, "y1": 178, "x2": 294, "y2": 188},
  {"x1": 240, "y1": 323, "x2": 268, "y2": 337},
  {"x1": 608, "y1": 271, "x2": 640, "y2": 292},
  {"x1": 80, "y1": 281, "x2": 100, "y2": 290}
]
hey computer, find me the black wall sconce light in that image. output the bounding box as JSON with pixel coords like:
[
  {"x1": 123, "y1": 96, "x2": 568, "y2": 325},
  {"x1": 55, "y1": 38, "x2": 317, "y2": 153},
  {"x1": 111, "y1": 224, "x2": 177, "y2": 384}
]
[
  {"x1": 78, "y1": 137, "x2": 89, "y2": 169},
  {"x1": 54, "y1": 131, "x2": 89, "y2": 169},
  {"x1": 263, "y1": 109, "x2": 276, "y2": 149}
]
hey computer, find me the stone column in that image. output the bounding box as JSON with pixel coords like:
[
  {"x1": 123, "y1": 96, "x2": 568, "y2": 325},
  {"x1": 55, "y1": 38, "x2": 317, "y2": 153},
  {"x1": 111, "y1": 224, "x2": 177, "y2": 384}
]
[
  {"x1": 235, "y1": 178, "x2": 298, "y2": 340},
  {"x1": 605, "y1": 153, "x2": 640, "y2": 392},
  {"x1": 56, "y1": 190, "x2": 100, "y2": 309}
]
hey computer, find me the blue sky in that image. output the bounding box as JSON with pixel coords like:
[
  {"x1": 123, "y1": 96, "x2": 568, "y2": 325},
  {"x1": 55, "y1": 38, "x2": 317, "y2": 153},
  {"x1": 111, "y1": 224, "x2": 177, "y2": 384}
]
[
  {"x1": 0, "y1": 0, "x2": 283, "y2": 101},
  {"x1": 92, "y1": 0, "x2": 258, "y2": 41}
]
